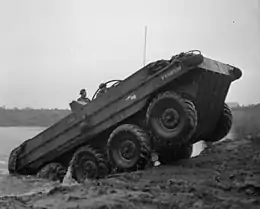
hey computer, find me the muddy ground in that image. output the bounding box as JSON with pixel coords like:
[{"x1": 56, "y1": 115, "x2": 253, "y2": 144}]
[{"x1": 0, "y1": 136, "x2": 259, "y2": 209}]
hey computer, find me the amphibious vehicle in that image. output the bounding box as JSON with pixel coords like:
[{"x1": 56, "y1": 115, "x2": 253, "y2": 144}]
[{"x1": 8, "y1": 50, "x2": 242, "y2": 183}]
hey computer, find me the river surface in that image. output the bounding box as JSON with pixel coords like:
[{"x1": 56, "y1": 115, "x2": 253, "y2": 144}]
[
  {"x1": 0, "y1": 126, "x2": 235, "y2": 196},
  {"x1": 0, "y1": 127, "x2": 59, "y2": 196}
]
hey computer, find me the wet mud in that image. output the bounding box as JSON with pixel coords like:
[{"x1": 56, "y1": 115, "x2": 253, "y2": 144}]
[{"x1": 0, "y1": 136, "x2": 259, "y2": 209}]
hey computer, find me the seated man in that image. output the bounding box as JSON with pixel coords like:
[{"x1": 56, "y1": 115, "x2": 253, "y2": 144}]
[
  {"x1": 96, "y1": 83, "x2": 108, "y2": 98},
  {"x1": 70, "y1": 88, "x2": 91, "y2": 120},
  {"x1": 77, "y1": 89, "x2": 91, "y2": 104}
]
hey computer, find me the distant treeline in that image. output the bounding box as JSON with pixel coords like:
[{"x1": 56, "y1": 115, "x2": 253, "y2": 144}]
[
  {"x1": 231, "y1": 103, "x2": 260, "y2": 138},
  {"x1": 1, "y1": 104, "x2": 260, "y2": 134},
  {"x1": 0, "y1": 107, "x2": 71, "y2": 127}
]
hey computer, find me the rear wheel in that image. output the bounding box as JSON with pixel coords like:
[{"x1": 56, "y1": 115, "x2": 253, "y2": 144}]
[
  {"x1": 37, "y1": 162, "x2": 66, "y2": 182},
  {"x1": 204, "y1": 103, "x2": 232, "y2": 142},
  {"x1": 69, "y1": 146, "x2": 105, "y2": 183},
  {"x1": 107, "y1": 124, "x2": 151, "y2": 172},
  {"x1": 146, "y1": 91, "x2": 197, "y2": 147}
]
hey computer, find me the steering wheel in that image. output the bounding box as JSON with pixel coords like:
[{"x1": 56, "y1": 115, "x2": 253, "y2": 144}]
[{"x1": 92, "y1": 79, "x2": 122, "y2": 100}]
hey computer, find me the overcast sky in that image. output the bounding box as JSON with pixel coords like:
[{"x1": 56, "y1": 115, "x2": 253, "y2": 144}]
[{"x1": 0, "y1": 0, "x2": 259, "y2": 109}]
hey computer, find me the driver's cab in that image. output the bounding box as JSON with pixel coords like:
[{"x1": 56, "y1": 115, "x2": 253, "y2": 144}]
[
  {"x1": 91, "y1": 79, "x2": 122, "y2": 101},
  {"x1": 70, "y1": 80, "x2": 122, "y2": 115},
  {"x1": 95, "y1": 83, "x2": 108, "y2": 98}
]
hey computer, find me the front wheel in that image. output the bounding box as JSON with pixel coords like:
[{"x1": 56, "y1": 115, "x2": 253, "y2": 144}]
[{"x1": 107, "y1": 124, "x2": 151, "y2": 172}]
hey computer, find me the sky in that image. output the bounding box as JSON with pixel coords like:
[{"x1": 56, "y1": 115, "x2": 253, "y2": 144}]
[{"x1": 0, "y1": 0, "x2": 259, "y2": 109}]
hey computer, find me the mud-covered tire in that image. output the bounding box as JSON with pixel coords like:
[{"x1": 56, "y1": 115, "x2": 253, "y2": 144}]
[
  {"x1": 69, "y1": 145, "x2": 105, "y2": 183},
  {"x1": 36, "y1": 162, "x2": 66, "y2": 182},
  {"x1": 97, "y1": 151, "x2": 111, "y2": 178},
  {"x1": 159, "y1": 144, "x2": 193, "y2": 164},
  {"x1": 146, "y1": 91, "x2": 197, "y2": 147},
  {"x1": 107, "y1": 124, "x2": 151, "y2": 172},
  {"x1": 204, "y1": 103, "x2": 232, "y2": 142},
  {"x1": 98, "y1": 161, "x2": 110, "y2": 178}
]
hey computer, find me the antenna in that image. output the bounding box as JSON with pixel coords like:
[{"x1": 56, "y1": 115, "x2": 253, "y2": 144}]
[{"x1": 143, "y1": 26, "x2": 147, "y2": 66}]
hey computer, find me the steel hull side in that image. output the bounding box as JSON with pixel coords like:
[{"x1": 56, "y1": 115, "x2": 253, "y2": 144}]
[
  {"x1": 16, "y1": 64, "x2": 188, "y2": 173},
  {"x1": 14, "y1": 55, "x2": 240, "y2": 173},
  {"x1": 16, "y1": 61, "x2": 160, "y2": 162}
]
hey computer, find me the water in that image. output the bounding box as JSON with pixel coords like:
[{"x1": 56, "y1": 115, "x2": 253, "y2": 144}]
[
  {"x1": 0, "y1": 126, "x2": 234, "y2": 196},
  {"x1": 0, "y1": 127, "x2": 45, "y2": 172},
  {"x1": 0, "y1": 127, "x2": 59, "y2": 196}
]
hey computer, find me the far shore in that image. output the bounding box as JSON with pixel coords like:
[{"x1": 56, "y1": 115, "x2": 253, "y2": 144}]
[{"x1": 0, "y1": 126, "x2": 48, "y2": 128}]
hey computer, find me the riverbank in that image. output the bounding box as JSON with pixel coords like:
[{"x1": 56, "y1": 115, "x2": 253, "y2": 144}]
[
  {"x1": 0, "y1": 104, "x2": 258, "y2": 130},
  {"x1": 0, "y1": 107, "x2": 70, "y2": 127},
  {"x1": 0, "y1": 135, "x2": 259, "y2": 208}
]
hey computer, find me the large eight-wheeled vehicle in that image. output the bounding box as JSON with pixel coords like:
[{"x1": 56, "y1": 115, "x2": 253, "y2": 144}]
[{"x1": 8, "y1": 51, "x2": 242, "y2": 183}]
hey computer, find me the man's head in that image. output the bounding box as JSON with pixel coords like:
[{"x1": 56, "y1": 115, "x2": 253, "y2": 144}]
[
  {"x1": 80, "y1": 89, "x2": 87, "y2": 97},
  {"x1": 99, "y1": 83, "x2": 107, "y2": 90}
]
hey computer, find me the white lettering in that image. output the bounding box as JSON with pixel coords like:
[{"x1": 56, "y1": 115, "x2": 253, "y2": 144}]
[
  {"x1": 125, "y1": 94, "x2": 137, "y2": 101},
  {"x1": 161, "y1": 66, "x2": 181, "y2": 80}
]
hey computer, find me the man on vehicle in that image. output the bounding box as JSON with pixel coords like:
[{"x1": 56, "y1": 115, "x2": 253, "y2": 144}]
[
  {"x1": 77, "y1": 89, "x2": 91, "y2": 104},
  {"x1": 96, "y1": 83, "x2": 108, "y2": 98}
]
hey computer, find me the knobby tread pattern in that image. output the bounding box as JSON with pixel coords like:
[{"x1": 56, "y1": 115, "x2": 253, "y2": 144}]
[
  {"x1": 205, "y1": 103, "x2": 233, "y2": 142},
  {"x1": 146, "y1": 91, "x2": 198, "y2": 148},
  {"x1": 69, "y1": 145, "x2": 107, "y2": 182},
  {"x1": 107, "y1": 124, "x2": 152, "y2": 172},
  {"x1": 97, "y1": 149, "x2": 111, "y2": 178},
  {"x1": 36, "y1": 162, "x2": 66, "y2": 182}
]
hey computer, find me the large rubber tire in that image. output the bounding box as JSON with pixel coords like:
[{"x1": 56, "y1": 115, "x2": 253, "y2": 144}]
[
  {"x1": 159, "y1": 144, "x2": 193, "y2": 164},
  {"x1": 204, "y1": 103, "x2": 232, "y2": 142},
  {"x1": 96, "y1": 150, "x2": 111, "y2": 178},
  {"x1": 146, "y1": 91, "x2": 197, "y2": 147},
  {"x1": 36, "y1": 162, "x2": 67, "y2": 182},
  {"x1": 107, "y1": 124, "x2": 151, "y2": 172},
  {"x1": 69, "y1": 145, "x2": 106, "y2": 183}
]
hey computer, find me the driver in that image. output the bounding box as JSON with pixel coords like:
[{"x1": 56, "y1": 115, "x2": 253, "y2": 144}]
[
  {"x1": 77, "y1": 89, "x2": 91, "y2": 104},
  {"x1": 96, "y1": 83, "x2": 108, "y2": 98}
]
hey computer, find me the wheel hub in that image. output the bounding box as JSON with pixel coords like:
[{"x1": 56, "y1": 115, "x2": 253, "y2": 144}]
[
  {"x1": 161, "y1": 108, "x2": 180, "y2": 129},
  {"x1": 80, "y1": 159, "x2": 98, "y2": 179},
  {"x1": 119, "y1": 140, "x2": 136, "y2": 160}
]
